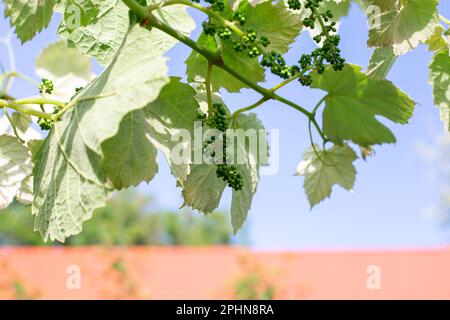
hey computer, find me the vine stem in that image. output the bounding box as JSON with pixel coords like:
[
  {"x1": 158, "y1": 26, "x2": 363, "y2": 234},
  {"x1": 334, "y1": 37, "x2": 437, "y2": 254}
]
[
  {"x1": 440, "y1": 15, "x2": 450, "y2": 25},
  {"x1": 4, "y1": 110, "x2": 25, "y2": 143},
  {"x1": 0, "y1": 99, "x2": 55, "y2": 120},
  {"x1": 14, "y1": 97, "x2": 66, "y2": 108},
  {"x1": 205, "y1": 62, "x2": 214, "y2": 114},
  {"x1": 231, "y1": 66, "x2": 315, "y2": 118},
  {"x1": 121, "y1": 0, "x2": 313, "y2": 120}
]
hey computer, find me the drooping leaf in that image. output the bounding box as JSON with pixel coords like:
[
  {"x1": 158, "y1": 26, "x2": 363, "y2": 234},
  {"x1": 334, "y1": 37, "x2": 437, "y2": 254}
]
[
  {"x1": 4, "y1": 0, "x2": 55, "y2": 43},
  {"x1": 429, "y1": 49, "x2": 450, "y2": 131},
  {"x1": 296, "y1": 144, "x2": 357, "y2": 208},
  {"x1": 367, "y1": 0, "x2": 440, "y2": 55},
  {"x1": 0, "y1": 135, "x2": 32, "y2": 209},
  {"x1": 16, "y1": 139, "x2": 44, "y2": 205},
  {"x1": 366, "y1": 47, "x2": 397, "y2": 80},
  {"x1": 32, "y1": 126, "x2": 112, "y2": 242},
  {"x1": 11, "y1": 112, "x2": 32, "y2": 136},
  {"x1": 180, "y1": 108, "x2": 268, "y2": 233},
  {"x1": 186, "y1": 0, "x2": 302, "y2": 92},
  {"x1": 102, "y1": 78, "x2": 200, "y2": 189},
  {"x1": 182, "y1": 163, "x2": 227, "y2": 214},
  {"x1": 311, "y1": 64, "x2": 415, "y2": 146},
  {"x1": 230, "y1": 112, "x2": 267, "y2": 233},
  {"x1": 32, "y1": 24, "x2": 183, "y2": 242}
]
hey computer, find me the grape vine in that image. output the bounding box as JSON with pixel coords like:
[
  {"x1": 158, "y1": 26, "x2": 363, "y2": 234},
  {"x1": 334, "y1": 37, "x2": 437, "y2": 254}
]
[{"x1": 0, "y1": 0, "x2": 449, "y2": 242}]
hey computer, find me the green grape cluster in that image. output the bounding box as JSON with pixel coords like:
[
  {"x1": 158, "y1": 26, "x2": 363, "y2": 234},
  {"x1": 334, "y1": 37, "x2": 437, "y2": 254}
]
[
  {"x1": 38, "y1": 78, "x2": 54, "y2": 95},
  {"x1": 261, "y1": 52, "x2": 299, "y2": 79},
  {"x1": 37, "y1": 105, "x2": 62, "y2": 131},
  {"x1": 296, "y1": 0, "x2": 345, "y2": 85},
  {"x1": 287, "y1": 0, "x2": 301, "y2": 10},
  {"x1": 197, "y1": 0, "x2": 344, "y2": 86},
  {"x1": 232, "y1": 12, "x2": 247, "y2": 25},
  {"x1": 204, "y1": 0, "x2": 225, "y2": 12},
  {"x1": 198, "y1": 103, "x2": 243, "y2": 191}
]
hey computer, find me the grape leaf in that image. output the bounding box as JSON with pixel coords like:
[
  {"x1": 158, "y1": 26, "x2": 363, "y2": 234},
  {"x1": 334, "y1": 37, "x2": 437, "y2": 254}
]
[
  {"x1": 296, "y1": 144, "x2": 357, "y2": 208},
  {"x1": 181, "y1": 87, "x2": 228, "y2": 213},
  {"x1": 367, "y1": 0, "x2": 440, "y2": 55},
  {"x1": 16, "y1": 140, "x2": 43, "y2": 205},
  {"x1": 180, "y1": 110, "x2": 267, "y2": 233},
  {"x1": 0, "y1": 135, "x2": 32, "y2": 209},
  {"x1": 32, "y1": 24, "x2": 184, "y2": 242},
  {"x1": 429, "y1": 49, "x2": 450, "y2": 131},
  {"x1": 182, "y1": 163, "x2": 227, "y2": 214},
  {"x1": 58, "y1": 0, "x2": 129, "y2": 66},
  {"x1": 64, "y1": 25, "x2": 171, "y2": 156},
  {"x1": 238, "y1": 1, "x2": 303, "y2": 53},
  {"x1": 186, "y1": 34, "x2": 265, "y2": 93},
  {"x1": 11, "y1": 112, "x2": 32, "y2": 136},
  {"x1": 63, "y1": 0, "x2": 99, "y2": 29},
  {"x1": 311, "y1": 64, "x2": 415, "y2": 146},
  {"x1": 32, "y1": 126, "x2": 112, "y2": 242},
  {"x1": 230, "y1": 112, "x2": 267, "y2": 233},
  {"x1": 426, "y1": 26, "x2": 449, "y2": 52},
  {"x1": 186, "y1": 0, "x2": 302, "y2": 92},
  {"x1": 102, "y1": 78, "x2": 200, "y2": 189},
  {"x1": 366, "y1": 47, "x2": 397, "y2": 80},
  {"x1": 4, "y1": 0, "x2": 55, "y2": 43}
]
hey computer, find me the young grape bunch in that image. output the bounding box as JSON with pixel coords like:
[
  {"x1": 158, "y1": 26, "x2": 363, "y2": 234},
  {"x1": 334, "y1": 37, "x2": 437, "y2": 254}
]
[{"x1": 198, "y1": 103, "x2": 244, "y2": 191}]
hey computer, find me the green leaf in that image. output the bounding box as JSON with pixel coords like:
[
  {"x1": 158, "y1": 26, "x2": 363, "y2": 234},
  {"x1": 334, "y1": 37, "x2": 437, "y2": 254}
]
[
  {"x1": 239, "y1": 1, "x2": 303, "y2": 53},
  {"x1": 58, "y1": 0, "x2": 129, "y2": 66},
  {"x1": 36, "y1": 40, "x2": 92, "y2": 80},
  {"x1": 63, "y1": 0, "x2": 99, "y2": 29},
  {"x1": 0, "y1": 135, "x2": 32, "y2": 209},
  {"x1": 429, "y1": 49, "x2": 450, "y2": 131},
  {"x1": 425, "y1": 26, "x2": 449, "y2": 52},
  {"x1": 230, "y1": 112, "x2": 267, "y2": 233},
  {"x1": 16, "y1": 139, "x2": 44, "y2": 205},
  {"x1": 186, "y1": 34, "x2": 265, "y2": 93},
  {"x1": 367, "y1": 0, "x2": 440, "y2": 55},
  {"x1": 367, "y1": 47, "x2": 397, "y2": 80},
  {"x1": 32, "y1": 24, "x2": 188, "y2": 242},
  {"x1": 4, "y1": 0, "x2": 55, "y2": 43},
  {"x1": 182, "y1": 163, "x2": 227, "y2": 214},
  {"x1": 296, "y1": 144, "x2": 357, "y2": 208},
  {"x1": 32, "y1": 127, "x2": 112, "y2": 242},
  {"x1": 65, "y1": 25, "x2": 171, "y2": 156},
  {"x1": 11, "y1": 112, "x2": 32, "y2": 136},
  {"x1": 180, "y1": 87, "x2": 227, "y2": 213},
  {"x1": 102, "y1": 78, "x2": 200, "y2": 189},
  {"x1": 58, "y1": 0, "x2": 195, "y2": 66},
  {"x1": 311, "y1": 64, "x2": 415, "y2": 146},
  {"x1": 186, "y1": 0, "x2": 302, "y2": 92},
  {"x1": 180, "y1": 109, "x2": 267, "y2": 233}
]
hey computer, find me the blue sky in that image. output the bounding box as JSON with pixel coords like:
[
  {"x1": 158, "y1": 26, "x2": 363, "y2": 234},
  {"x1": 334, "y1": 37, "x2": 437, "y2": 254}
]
[{"x1": 1, "y1": 1, "x2": 450, "y2": 249}]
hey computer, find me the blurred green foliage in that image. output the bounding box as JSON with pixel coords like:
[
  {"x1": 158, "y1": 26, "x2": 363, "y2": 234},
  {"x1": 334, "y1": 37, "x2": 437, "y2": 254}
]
[{"x1": 0, "y1": 191, "x2": 242, "y2": 246}]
